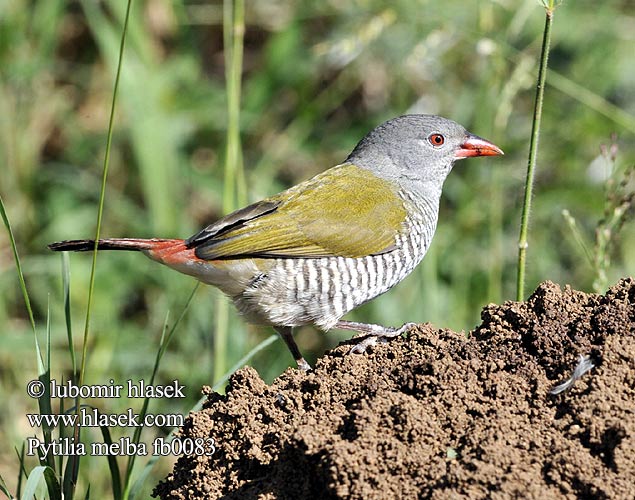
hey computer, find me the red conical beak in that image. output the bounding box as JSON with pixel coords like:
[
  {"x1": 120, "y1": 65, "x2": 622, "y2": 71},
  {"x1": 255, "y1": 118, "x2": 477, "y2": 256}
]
[{"x1": 455, "y1": 134, "x2": 504, "y2": 159}]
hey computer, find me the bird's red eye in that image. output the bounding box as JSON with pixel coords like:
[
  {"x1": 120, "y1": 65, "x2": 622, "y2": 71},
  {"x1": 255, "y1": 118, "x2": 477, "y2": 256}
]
[{"x1": 428, "y1": 133, "x2": 445, "y2": 147}]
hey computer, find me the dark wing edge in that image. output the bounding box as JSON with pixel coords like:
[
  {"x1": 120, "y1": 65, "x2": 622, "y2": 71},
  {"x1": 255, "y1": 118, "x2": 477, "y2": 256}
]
[{"x1": 184, "y1": 199, "x2": 281, "y2": 248}]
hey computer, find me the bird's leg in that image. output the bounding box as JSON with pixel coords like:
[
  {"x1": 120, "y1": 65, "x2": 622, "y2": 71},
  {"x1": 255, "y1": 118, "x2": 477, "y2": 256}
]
[
  {"x1": 274, "y1": 326, "x2": 312, "y2": 371},
  {"x1": 334, "y1": 320, "x2": 417, "y2": 355},
  {"x1": 332, "y1": 320, "x2": 388, "y2": 335}
]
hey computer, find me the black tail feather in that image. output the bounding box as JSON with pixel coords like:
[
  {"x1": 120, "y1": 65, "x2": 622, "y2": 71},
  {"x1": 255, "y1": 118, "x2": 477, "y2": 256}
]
[{"x1": 48, "y1": 238, "x2": 151, "y2": 252}]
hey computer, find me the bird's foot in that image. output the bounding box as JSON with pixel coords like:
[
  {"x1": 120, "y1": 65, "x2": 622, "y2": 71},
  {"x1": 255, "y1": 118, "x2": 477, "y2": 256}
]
[
  {"x1": 296, "y1": 357, "x2": 312, "y2": 372},
  {"x1": 274, "y1": 326, "x2": 312, "y2": 371},
  {"x1": 335, "y1": 321, "x2": 417, "y2": 355}
]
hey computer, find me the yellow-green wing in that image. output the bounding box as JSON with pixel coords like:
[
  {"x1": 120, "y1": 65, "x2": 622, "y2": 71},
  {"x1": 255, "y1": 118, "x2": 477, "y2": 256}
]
[{"x1": 191, "y1": 164, "x2": 407, "y2": 260}]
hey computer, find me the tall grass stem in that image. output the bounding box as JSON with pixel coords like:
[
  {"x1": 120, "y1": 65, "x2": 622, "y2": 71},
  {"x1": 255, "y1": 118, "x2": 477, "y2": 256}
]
[
  {"x1": 70, "y1": 1, "x2": 132, "y2": 496},
  {"x1": 516, "y1": 3, "x2": 556, "y2": 301},
  {"x1": 79, "y1": 0, "x2": 132, "y2": 385},
  {"x1": 214, "y1": 0, "x2": 246, "y2": 384}
]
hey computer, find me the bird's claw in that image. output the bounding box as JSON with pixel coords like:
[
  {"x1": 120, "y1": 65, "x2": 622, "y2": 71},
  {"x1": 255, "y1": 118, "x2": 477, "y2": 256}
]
[
  {"x1": 348, "y1": 322, "x2": 416, "y2": 355},
  {"x1": 396, "y1": 322, "x2": 417, "y2": 334},
  {"x1": 296, "y1": 358, "x2": 312, "y2": 372},
  {"x1": 349, "y1": 335, "x2": 380, "y2": 354}
]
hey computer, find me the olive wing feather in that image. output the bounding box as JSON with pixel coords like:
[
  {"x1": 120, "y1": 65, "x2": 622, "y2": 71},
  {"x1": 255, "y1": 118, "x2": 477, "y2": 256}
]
[{"x1": 190, "y1": 165, "x2": 407, "y2": 260}]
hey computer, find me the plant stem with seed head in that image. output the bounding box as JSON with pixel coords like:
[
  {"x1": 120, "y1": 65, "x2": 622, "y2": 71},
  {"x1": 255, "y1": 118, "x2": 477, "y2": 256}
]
[{"x1": 516, "y1": 4, "x2": 556, "y2": 301}]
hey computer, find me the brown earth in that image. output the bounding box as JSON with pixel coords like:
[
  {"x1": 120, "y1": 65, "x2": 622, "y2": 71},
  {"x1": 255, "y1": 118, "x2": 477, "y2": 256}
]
[{"x1": 154, "y1": 278, "x2": 635, "y2": 499}]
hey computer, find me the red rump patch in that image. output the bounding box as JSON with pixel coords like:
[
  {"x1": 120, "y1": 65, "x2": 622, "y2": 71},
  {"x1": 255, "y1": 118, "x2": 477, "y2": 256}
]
[{"x1": 145, "y1": 239, "x2": 201, "y2": 266}]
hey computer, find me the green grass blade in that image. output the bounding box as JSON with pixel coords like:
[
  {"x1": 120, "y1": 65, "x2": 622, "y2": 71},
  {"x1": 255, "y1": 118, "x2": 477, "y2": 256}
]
[
  {"x1": 211, "y1": 333, "x2": 278, "y2": 393},
  {"x1": 37, "y1": 299, "x2": 54, "y2": 470},
  {"x1": 62, "y1": 430, "x2": 81, "y2": 499},
  {"x1": 14, "y1": 444, "x2": 27, "y2": 499},
  {"x1": 213, "y1": 296, "x2": 230, "y2": 384},
  {"x1": 0, "y1": 193, "x2": 43, "y2": 372},
  {"x1": 57, "y1": 392, "x2": 65, "y2": 478},
  {"x1": 62, "y1": 252, "x2": 77, "y2": 375},
  {"x1": 127, "y1": 452, "x2": 160, "y2": 500},
  {"x1": 123, "y1": 283, "x2": 199, "y2": 498},
  {"x1": 60, "y1": 255, "x2": 76, "y2": 482},
  {"x1": 561, "y1": 209, "x2": 593, "y2": 266},
  {"x1": 1, "y1": 192, "x2": 58, "y2": 478},
  {"x1": 20, "y1": 465, "x2": 61, "y2": 500},
  {"x1": 189, "y1": 333, "x2": 279, "y2": 415},
  {"x1": 0, "y1": 474, "x2": 12, "y2": 499},
  {"x1": 122, "y1": 312, "x2": 171, "y2": 496},
  {"x1": 548, "y1": 70, "x2": 635, "y2": 135},
  {"x1": 99, "y1": 424, "x2": 123, "y2": 500}
]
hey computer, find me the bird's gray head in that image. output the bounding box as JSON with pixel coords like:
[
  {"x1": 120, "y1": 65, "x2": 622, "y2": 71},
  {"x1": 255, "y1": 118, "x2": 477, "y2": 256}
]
[{"x1": 346, "y1": 114, "x2": 503, "y2": 198}]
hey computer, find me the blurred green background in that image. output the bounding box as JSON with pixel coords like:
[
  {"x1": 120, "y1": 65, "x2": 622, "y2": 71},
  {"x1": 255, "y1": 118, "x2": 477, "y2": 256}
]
[{"x1": 1, "y1": 0, "x2": 634, "y2": 497}]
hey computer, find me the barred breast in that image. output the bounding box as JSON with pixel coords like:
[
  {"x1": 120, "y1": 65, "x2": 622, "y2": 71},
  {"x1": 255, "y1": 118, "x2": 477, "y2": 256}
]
[{"x1": 234, "y1": 191, "x2": 438, "y2": 330}]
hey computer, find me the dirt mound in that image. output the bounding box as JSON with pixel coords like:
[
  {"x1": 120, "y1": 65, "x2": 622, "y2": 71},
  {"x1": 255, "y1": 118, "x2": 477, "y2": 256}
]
[{"x1": 154, "y1": 279, "x2": 635, "y2": 499}]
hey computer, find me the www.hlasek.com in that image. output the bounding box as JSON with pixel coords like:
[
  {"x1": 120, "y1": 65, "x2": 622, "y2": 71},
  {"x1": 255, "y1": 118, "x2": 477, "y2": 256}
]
[{"x1": 25, "y1": 378, "x2": 215, "y2": 458}]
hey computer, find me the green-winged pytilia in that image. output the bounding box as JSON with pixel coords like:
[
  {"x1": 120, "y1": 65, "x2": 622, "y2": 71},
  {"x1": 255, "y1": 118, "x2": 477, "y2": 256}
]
[{"x1": 49, "y1": 114, "x2": 503, "y2": 371}]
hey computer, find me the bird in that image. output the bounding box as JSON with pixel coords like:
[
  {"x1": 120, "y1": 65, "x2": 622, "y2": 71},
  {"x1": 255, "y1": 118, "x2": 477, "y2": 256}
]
[{"x1": 49, "y1": 114, "x2": 503, "y2": 371}]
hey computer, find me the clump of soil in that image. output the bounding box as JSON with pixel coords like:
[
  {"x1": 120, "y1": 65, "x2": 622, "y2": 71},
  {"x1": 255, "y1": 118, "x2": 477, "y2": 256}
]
[{"x1": 155, "y1": 279, "x2": 635, "y2": 499}]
